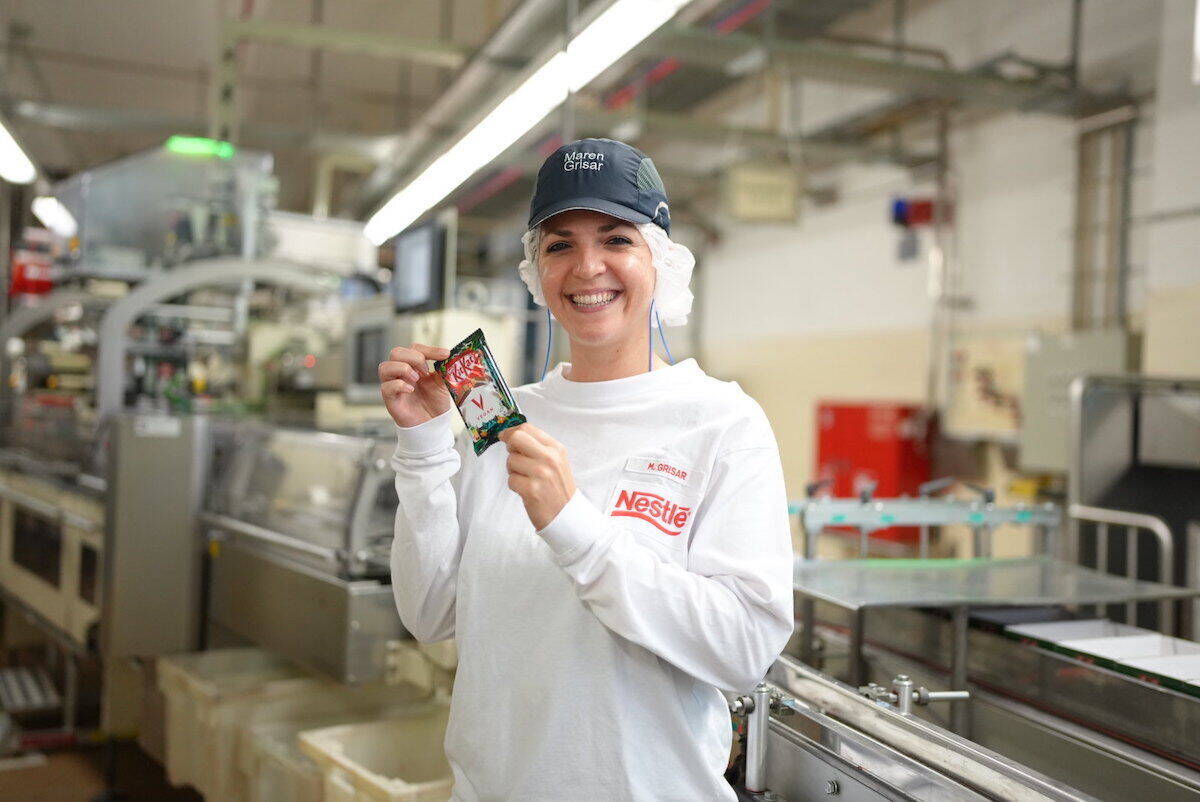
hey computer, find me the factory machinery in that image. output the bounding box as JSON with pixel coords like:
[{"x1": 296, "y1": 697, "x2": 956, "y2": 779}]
[
  {"x1": 0, "y1": 143, "x2": 518, "y2": 759},
  {"x1": 1, "y1": 148, "x2": 1198, "y2": 799},
  {"x1": 742, "y1": 375, "x2": 1200, "y2": 801},
  {"x1": 0, "y1": 271, "x2": 519, "y2": 747},
  {"x1": 3, "y1": 305, "x2": 1199, "y2": 801}
]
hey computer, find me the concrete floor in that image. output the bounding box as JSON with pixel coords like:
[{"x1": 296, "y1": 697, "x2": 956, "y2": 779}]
[{"x1": 0, "y1": 741, "x2": 201, "y2": 802}]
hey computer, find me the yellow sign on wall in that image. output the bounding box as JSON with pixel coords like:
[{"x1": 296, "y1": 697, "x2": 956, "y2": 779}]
[{"x1": 724, "y1": 162, "x2": 800, "y2": 223}]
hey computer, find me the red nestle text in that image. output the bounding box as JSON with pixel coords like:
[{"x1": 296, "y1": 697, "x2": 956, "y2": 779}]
[{"x1": 612, "y1": 489, "x2": 692, "y2": 536}]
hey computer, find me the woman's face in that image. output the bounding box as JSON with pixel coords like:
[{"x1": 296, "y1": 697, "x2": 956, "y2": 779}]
[{"x1": 538, "y1": 209, "x2": 655, "y2": 350}]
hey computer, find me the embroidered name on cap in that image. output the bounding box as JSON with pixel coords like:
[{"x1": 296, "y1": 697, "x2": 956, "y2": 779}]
[
  {"x1": 611, "y1": 489, "x2": 692, "y2": 536},
  {"x1": 563, "y1": 151, "x2": 605, "y2": 171}
]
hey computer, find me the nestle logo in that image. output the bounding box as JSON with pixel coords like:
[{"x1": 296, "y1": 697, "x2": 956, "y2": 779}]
[{"x1": 612, "y1": 489, "x2": 691, "y2": 536}]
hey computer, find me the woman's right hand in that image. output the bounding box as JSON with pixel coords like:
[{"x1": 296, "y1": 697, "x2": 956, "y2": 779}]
[{"x1": 379, "y1": 343, "x2": 453, "y2": 428}]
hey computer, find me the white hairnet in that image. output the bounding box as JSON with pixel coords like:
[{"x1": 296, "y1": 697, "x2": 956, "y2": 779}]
[{"x1": 516, "y1": 222, "x2": 695, "y2": 327}]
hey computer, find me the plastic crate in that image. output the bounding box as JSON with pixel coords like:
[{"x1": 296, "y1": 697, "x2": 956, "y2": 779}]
[
  {"x1": 233, "y1": 689, "x2": 434, "y2": 802},
  {"x1": 243, "y1": 717, "x2": 327, "y2": 802},
  {"x1": 208, "y1": 677, "x2": 432, "y2": 802},
  {"x1": 299, "y1": 704, "x2": 453, "y2": 802},
  {"x1": 156, "y1": 648, "x2": 317, "y2": 795}
]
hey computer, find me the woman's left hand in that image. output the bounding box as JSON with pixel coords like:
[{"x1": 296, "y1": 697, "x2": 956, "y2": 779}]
[{"x1": 498, "y1": 423, "x2": 577, "y2": 531}]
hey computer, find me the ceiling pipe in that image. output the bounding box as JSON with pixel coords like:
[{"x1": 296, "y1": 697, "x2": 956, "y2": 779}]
[
  {"x1": 349, "y1": 0, "x2": 565, "y2": 216},
  {"x1": 223, "y1": 19, "x2": 470, "y2": 69},
  {"x1": 604, "y1": 0, "x2": 769, "y2": 110},
  {"x1": 647, "y1": 25, "x2": 1075, "y2": 109}
]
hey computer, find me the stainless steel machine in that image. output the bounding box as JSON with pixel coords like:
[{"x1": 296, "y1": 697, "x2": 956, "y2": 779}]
[
  {"x1": 1069, "y1": 375, "x2": 1200, "y2": 624},
  {"x1": 789, "y1": 490, "x2": 1200, "y2": 801},
  {"x1": 0, "y1": 411, "x2": 210, "y2": 742},
  {"x1": 727, "y1": 656, "x2": 1098, "y2": 801},
  {"x1": 0, "y1": 257, "x2": 347, "y2": 748},
  {"x1": 201, "y1": 422, "x2": 405, "y2": 684}
]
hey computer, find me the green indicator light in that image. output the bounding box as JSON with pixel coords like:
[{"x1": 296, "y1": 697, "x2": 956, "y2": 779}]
[
  {"x1": 969, "y1": 513, "x2": 985, "y2": 524},
  {"x1": 1017, "y1": 510, "x2": 1032, "y2": 522},
  {"x1": 166, "y1": 135, "x2": 236, "y2": 159},
  {"x1": 832, "y1": 514, "x2": 846, "y2": 523},
  {"x1": 881, "y1": 515, "x2": 896, "y2": 524}
]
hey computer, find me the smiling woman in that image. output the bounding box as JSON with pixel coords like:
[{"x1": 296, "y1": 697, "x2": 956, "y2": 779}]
[
  {"x1": 535, "y1": 210, "x2": 656, "y2": 377},
  {"x1": 382, "y1": 138, "x2": 794, "y2": 802}
]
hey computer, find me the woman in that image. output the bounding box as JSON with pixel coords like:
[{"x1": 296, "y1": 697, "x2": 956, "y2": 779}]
[{"x1": 380, "y1": 138, "x2": 793, "y2": 801}]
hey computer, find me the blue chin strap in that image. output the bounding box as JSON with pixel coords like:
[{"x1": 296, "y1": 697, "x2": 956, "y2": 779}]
[
  {"x1": 540, "y1": 307, "x2": 553, "y2": 381},
  {"x1": 539, "y1": 301, "x2": 674, "y2": 382},
  {"x1": 648, "y1": 300, "x2": 674, "y2": 371},
  {"x1": 655, "y1": 302, "x2": 675, "y2": 365}
]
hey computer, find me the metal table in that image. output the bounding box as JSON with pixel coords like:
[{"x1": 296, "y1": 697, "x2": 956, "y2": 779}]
[{"x1": 794, "y1": 555, "x2": 1200, "y2": 734}]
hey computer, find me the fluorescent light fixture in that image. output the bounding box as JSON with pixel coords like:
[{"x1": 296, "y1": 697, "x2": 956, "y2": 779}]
[
  {"x1": 0, "y1": 118, "x2": 37, "y2": 184},
  {"x1": 32, "y1": 196, "x2": 78, "y2": 238},
  {"x1": 166, "y1": 135, "x2": 236, "y2": 159},
  {"x1": 1194, "y1": 0, "x2": 1200, "y2": 84},
  {"x1": 365, "y1": 0, "x2": 691, "y2": 245}
]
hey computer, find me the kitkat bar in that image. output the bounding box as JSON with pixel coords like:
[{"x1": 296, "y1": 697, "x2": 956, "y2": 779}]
[{"x1": 434, "y1": 329, "x2": 526, "y2": 455}]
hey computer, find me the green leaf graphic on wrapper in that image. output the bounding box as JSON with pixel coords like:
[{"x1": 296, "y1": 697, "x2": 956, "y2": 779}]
[{"x1": 434, "y1": 328, "x2": 527, "y2": 455}]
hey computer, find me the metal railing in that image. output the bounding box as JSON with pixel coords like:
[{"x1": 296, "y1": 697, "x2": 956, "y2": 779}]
[
  {"x1": 1190, "y1": 522, "x2": 1200, "y2": 641},
  {"x1": 798, "y1": 496, "x2": 1062, "y2": 560},
  {"x1": 1068, "y1": 503, "x2": 1176, "y2": 633}
]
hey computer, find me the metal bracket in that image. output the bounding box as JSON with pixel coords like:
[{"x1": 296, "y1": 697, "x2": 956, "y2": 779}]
[
  {"x1": 732, "y1": 682, "x2": 798, "y2": 797},
  {"x1": 859, "y1": 674, "x2": 970, "y2": 716}
]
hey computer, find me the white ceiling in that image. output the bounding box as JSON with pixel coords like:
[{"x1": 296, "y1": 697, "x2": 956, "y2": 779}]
[{"x1": 0, "y1": 0, "x2": 524, "y2": 207}]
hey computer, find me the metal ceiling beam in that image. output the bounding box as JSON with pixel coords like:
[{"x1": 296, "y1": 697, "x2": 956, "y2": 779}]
[
  {"x1": 223, "y1": 20, "x2": 470, "y2": 69},
  {"x1": 3, "y1": 97, "x2": 399, "y2": 162},
  {"x1": 574, "y1": 107, "x2": 933, "y2": 167},
  {"x1": 649, "y1": 25, "x2": 1071, "y2": 110}
]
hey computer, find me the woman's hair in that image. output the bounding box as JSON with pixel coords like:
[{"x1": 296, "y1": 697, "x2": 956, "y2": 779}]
[{"x1": 516, "y1": 221, "x2": 695, "y2": 327}]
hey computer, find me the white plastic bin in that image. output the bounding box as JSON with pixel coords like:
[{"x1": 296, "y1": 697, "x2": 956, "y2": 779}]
[
  {"x1": 244, "y1": 717, "x2": 328, "y2": 802},
  {"x1": 157, "y1": 648, "x2": 315, "y2": 793},
  {"x1": 299, "y1": 703, "x2": 453, "y2": 802},
  {"x1": 214, "y1": 678, "x2": 433, "y2": 802},
  {"x1": 235, "y1": 691, "x2": 435, "y2": 802}
]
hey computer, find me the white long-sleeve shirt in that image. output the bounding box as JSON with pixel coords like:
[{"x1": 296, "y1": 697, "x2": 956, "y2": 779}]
[{"x1": 390, "y1": 358, "x2": 794, "y2": 801}]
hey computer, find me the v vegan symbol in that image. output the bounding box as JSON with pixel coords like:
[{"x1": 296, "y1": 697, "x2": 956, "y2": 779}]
[{"x1": 470, "y1": 396, "x2": 485, "y2": 410}]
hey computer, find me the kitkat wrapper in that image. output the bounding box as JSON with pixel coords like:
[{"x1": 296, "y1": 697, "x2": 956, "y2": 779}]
[{"x1": 434, "y1": 329, "x2": 526, "y2": 454}]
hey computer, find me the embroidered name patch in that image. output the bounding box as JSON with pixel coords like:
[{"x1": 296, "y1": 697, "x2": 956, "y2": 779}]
[{"x1": 623, "y1": 456, "x2": 690, "y2": 485}]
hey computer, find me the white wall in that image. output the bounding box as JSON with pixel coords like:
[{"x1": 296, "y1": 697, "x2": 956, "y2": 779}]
[
  {"x1": 1142, "y1": 0, "x2": 1200, "y2": 375},
  {"x1": 1146, "y1": 0, "x2": 1200, "y2": 292},
  {"x1": 701, "y1": 0, "x2": 1165, "y2": 353},
  {"x1": 700, "y1": 162, "x2": 932, "y2": 344},
  {"x1": 687, "y1": 0, "x2": 1174, "y2": 497}
]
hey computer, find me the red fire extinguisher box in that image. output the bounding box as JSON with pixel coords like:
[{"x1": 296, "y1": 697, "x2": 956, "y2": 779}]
[{"x1": 815, "y1": 402, "x2": 933, "y2": 542}]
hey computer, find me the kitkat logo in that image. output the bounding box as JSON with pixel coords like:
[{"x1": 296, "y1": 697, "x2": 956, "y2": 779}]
[
  {"x1": 443, "y1": 350, "x2": 484, "y2": 386},
  {"x1": 612, "y1": 489, "x2": 692, "y2": 536}
]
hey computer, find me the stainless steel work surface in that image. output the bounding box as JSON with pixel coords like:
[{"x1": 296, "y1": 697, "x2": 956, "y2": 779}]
[{"x1": 793, "y1": 556, "x2": 1200, "y2": 610}]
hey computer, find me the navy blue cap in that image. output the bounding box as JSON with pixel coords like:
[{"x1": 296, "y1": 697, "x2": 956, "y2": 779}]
[{"x1": 527, "y1": 138, "x2": 671, "y2": 235}]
